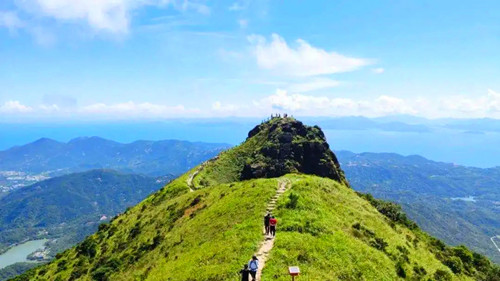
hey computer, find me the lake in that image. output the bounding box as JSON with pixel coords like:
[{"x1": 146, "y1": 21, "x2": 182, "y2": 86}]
[{"x1": 0, "y1": 239, "x2": 47, "y2": 269}]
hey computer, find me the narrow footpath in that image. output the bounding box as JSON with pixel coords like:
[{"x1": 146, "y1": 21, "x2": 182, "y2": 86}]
[
  {"x1": 186, "y1": 165, "x2": 204, "y2": 192},
  {"x1": 186, "y1": 156, "x2": 218, "y2": 192},
  {"x1": 254, "y1": 179, "x2": 291, "y2": 281}
]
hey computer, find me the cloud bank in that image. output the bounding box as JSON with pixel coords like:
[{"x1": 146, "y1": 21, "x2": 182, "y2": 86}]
[{"x1": 2, "y1": 89, "x2": 500, "y2": 120}]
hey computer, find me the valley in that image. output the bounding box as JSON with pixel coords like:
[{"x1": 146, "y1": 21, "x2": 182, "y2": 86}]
[{"x1": 336, "y1": 151, "x2": 500, "y2": 264}]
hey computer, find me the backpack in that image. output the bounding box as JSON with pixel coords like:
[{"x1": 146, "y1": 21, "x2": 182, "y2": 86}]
[{"x1": 249, "y1": 260, "x2": 258, "y2": 271}]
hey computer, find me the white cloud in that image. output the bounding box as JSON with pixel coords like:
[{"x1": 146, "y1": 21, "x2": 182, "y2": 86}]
[
  {"x1": 28, "y1": 0, "x2": 131, "y2": 33},
  {"x1": 253, "y1": 89, "x2": 500, "y2": 118},
  {"x1": 14, "y1": 0, "x2": 210, "y2": 34},
  {"x1": 0, "y1": 11, "x2": 24, "y2": 31},
  {"x1": 288, "y1": 78, "x2": 340, "y2": 93},
  {"x1": 248, "y1": 34, "x2": 371, "y2": 77},
  {"x1": 372, "y1": 67, "x2": 384, "y2": 74},
  {"x1": 0, "y1": 101, "x2": 33, "y2": 113},
  {"x1": 3, "y1": 90, "x2": 500, "y2": 119},
  {"x1": 81, "y1": 101, "x2": 199, "y2": 117}
]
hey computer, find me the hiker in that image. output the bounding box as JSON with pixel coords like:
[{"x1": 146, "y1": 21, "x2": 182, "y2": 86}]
[
  {"x1": 248, "y1": 255, "x2": 259, "y2": 281},
  {"x1": 264, "y1": 212, "x2": 271, "y2": 235},
  {"x1": 269, "y1": 216, "x2": 277, "y2": 237},
  {"x1": 239, "y1": 264, "x2": 250, "y2": 281}
]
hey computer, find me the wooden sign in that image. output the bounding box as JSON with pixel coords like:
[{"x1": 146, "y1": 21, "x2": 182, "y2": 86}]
[{"x1": 288, "y1": 266, "x2": 300, "y2": 276}]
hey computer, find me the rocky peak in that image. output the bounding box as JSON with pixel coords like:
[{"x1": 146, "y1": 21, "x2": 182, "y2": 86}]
[{"x1": 242, "y1": 116, "x2": 348, "y2": 184}]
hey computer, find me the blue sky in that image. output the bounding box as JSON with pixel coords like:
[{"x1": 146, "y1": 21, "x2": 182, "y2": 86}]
[{"x1": 1, "y1": 0, "x2": 500, "y2": 120}]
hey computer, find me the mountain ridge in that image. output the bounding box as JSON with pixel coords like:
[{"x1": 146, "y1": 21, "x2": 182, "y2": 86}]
[
  {"x1": 12, "y1": 117, "x2": 500, "y2": 280},
  {"x1": 0, "y1": 137, "x2": 230, "y2": 177}
]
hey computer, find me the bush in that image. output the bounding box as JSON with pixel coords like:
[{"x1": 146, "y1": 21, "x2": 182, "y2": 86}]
[
  {"x1": 98, "y1": 223, "x2": 109, "y2": 232},
  {"x1": 453, "y1": 245, "x2": 473, "y2": 264},
  {"x1": 370, "y1": 237, "x2": 388, "y2": 252},
  {"x1": 433, "y1": 269, "x2": 452, "y2": 281},
  {"x1": 357, "y1": 193, "x2": 418, "y2": 229},
  {"x1": 413, "y1": 265, "x2": 426, "y2": 276},
  {"x1": 395, "y1": 261, "x2": 406, "y2": 278},
  {"x1": 76, "y1": 237, "x2": 97, "y2": 258},
  {"x1": 444, "y1": 256, "x2": 464, "y2": 274},
  {"x1": 91, "y1": 266, "x2": 112, "y2": 281},
  {"x1": 286, "y1": 192, "x2": 300, "y2": 209}
]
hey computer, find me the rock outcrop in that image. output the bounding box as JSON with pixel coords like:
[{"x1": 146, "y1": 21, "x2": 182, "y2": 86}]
[{"x1": 241, "y1": 117, "x2": 347, "y2": 184}]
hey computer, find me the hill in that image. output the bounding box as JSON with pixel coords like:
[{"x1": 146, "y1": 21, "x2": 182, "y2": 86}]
[
  {"x1": 13, "y1": 117, "x2": 500, "y2": 280},
  {"x1": 0, "y1": 170, "x2": 164, "y2": 258},
  {"x1": 0, "y1": 137, "x2": 229, "y2": 192},
  {"x1": 336, "y1": 151, "x2": 500, "y2": 264}
]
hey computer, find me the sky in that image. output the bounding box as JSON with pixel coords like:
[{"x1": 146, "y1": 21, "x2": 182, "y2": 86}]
[{"x1": 1, "y1": 0, "x2": 500, "y2": 121}]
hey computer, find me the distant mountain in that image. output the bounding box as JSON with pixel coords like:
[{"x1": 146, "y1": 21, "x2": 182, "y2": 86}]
[
  {"x1": 336, "y1": 151, "x2": 500, "y2": 264},
  {"x1": 0, "y1": 137, "x2": 229, "y2": 191},
  {"x1": 309, "y1": 116, "x2": 431, "y2": 132},
  {"x1": 0, "y1": 170, "x2": 165, "y2": 257},
  {"x1": 16, "y1": 117, "x2": 498, "y2": 281}
]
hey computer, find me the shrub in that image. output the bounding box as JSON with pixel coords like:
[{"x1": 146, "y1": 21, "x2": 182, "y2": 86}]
[
  {"x1": 413, "y1": 265, "x2": 426, "y2": 276},
  {"x1": 395, "y1": 261, "x2": 406, "y2": 278},
  {"x1": 370, "y1": 237, "x2": 388, "y2": 252},
  {"x1": 286, "y1": 192, "x2": 300, "y2": 209},
  {"x1": 357, "y1": 192, "x2": 418, "y2": 229},
  {"x1": 91, "y1": 266, "x2": 113, "y2": 281},
  {"x1": 453, "y1": 245, "x2": 473, "y2": 264},
  {"x1": 98, "y1": 223, "x2": 109, "y2": 232},
  {"x1": 444, "y1": 256, "x2": 464, "y2": 274},
  {"x1": 76, "y1": 237, "x2": 97, "y2": 258},
  {"x1": 433, "y1": 269, "x2": 452, "y2": 281},
  {"x1": 129, "y1": 223, "x2": 141, "y2": 239}
]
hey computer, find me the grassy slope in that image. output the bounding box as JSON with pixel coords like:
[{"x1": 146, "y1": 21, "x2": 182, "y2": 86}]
[
  {"x1": 193, "y1": 132, "x2": 261, "y2": 187},
  {"x1": 16, "y1": 172, "x2": 489, "y2": 280},
  {"x1": 262, "y1": 175, "x2": 465, "y2": 280},
  {"x1": 19, "y1": 171, "x2": 278, "y2": 281}
]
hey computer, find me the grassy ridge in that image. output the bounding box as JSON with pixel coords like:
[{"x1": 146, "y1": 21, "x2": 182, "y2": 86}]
[
  {"x1": 14, "y1": 174, "x2": 499, "y2": 280},
  {"x1": 263, "y1": 176, "x2": 459, "y2": 280},
  {"x1": 15, "y1": 174, "x2": 278, "y2": 280},
  {"x1": 10, "y1": 118, "x2": 500, "y2": 280}
]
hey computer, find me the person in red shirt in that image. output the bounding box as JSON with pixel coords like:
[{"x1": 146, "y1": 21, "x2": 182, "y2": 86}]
[{"x1": 269, "y1": 216, "x2": 277, "y2": 237}]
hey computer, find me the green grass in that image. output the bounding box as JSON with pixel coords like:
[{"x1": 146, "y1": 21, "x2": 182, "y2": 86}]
[
  {"x1": 17, "y1": 174, "x2": 499, "y2": 281},
  {"x1": 193, "y1": 131, "x2": 263, "y2": 187},
  {"x1": 12, "y1": 117, "x2": 499, "y2": 280},
  {"x1": 261, "y1": 175, "x2": 467, "y2": 280},
  {"x1": 18, "y1": 175, "x2": 278, "y2": 281}
]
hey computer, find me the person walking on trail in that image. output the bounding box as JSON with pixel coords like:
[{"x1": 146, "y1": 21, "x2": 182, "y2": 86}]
[
  {"x1": 248, "y1": 255, "x2": 259, "y2": 281},
  {"x1": 269, "y1": 216, "x2": 277, "y2": 237},
  {"x1": 264, "y1": 212, "x2": 271, "y2": 235},
  {"x1": 239, "y1": 264, "x2": 250, "y2": 281}
]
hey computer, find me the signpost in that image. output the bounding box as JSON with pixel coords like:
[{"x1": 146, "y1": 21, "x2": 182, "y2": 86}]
[{"x1": 288, "y1": 266, "x2": 300, "y2": 281}]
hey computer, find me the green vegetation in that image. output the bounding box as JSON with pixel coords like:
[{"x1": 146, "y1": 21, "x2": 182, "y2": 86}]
[
  {"x1": 261, "y1": 175, "x2": 499, "y2": 280},
  {"x1": 14, "y1": 175, "x2": 277, "y2": 280},
  {"x1": 195, "y1": 117, "x2": 347, "y2": 187},
  {"x1": 0, "y1": 170, "x2": 164, "y2": 260},
  {"x1": 337, "y1": 150, "x2": 500, "y2": 263},
  {"x1": 10, "y1": 118, "x2": 500, "y2": 280},
  {"x1": 0, "y1": 263, "x2": 43, "y2": 281},
  {"x1": 17, "y1": 174, "x2": 499, "y2": 280}
]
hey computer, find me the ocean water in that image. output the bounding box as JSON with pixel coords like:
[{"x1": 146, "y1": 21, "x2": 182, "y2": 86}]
[{"x1": 323, "y1": 129, "x2": 500, "y2": 168}]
